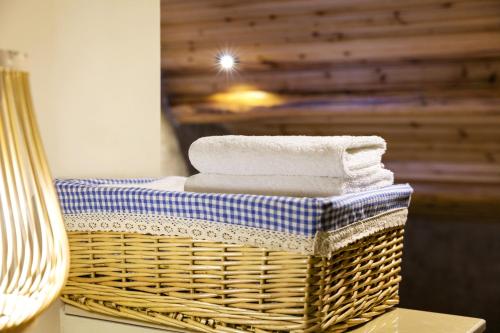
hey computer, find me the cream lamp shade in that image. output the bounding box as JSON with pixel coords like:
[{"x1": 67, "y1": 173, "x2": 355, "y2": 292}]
[{"x1": 0, "y1": 50, "x2": 69, "y2": 330}]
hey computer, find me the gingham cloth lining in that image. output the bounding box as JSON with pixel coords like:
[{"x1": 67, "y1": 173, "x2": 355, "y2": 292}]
[{"x1": 55, "y1": 178, "x2": 412, "y2": 237}]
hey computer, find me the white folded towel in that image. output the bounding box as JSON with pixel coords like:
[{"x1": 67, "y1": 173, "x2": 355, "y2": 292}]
[
  {"x1": 184, "y1": 169, "x2": 394, "y2": 197},
  {"x1": 189, "y1": 135, "x2": 386, "y2": 178}
]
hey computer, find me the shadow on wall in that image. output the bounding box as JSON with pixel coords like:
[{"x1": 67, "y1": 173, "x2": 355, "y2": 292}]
[
  {"x1": 161, "y1": 110, "x2": 189, "y2": 176},
  {"x1": 400, "y1": 214, "x2": 500, "y2": 331},
  {"x1": 162, "y1": 104, "x2": 230, "y2": 176}
]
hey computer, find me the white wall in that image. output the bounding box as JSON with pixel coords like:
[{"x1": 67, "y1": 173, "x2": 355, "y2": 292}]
[
  {"x1": 1, "y1": 0, "x2": 161, "y2": 332},
  {"x1": 0, "y1": 0, "x2": 161, "y2": 178}
]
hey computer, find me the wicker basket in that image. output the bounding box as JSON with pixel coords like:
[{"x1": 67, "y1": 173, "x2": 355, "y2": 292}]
[{"x1": 61, "y1": 214, "x2": 405, "y2": 333}]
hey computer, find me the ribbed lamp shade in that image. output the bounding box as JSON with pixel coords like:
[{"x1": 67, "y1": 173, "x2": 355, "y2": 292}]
[{"x1": 0, "y1": 50, "x2": 69, "y2": 330}]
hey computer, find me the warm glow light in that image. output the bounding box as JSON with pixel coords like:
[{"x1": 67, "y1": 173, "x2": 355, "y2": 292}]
[
  {"x1": 209, "y1": 85, "x2": 283, "y2": 111},
  {"x1": 216, "y1": 52, "x2": 238, "y2": 71}
]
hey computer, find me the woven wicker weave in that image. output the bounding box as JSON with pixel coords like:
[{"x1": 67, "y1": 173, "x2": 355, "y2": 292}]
[{"x1": 61, "y1": 219, "x2": 404, "y2": 333}]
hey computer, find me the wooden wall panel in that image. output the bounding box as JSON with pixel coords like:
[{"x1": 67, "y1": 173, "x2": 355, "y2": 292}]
[
  {"x1": 163, "y1": 31, "x2": 500, "y2": 70},
  {"x1": 166, "y1": 59, "x2": 500, "y2": 98},
  {"x1": 161, "y1": 0, "x2": 500, "y2": 211}
]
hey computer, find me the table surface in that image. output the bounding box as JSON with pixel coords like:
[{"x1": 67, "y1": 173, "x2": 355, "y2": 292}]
[
  {"x1": 350, "y1": 308, "x2": 486, "y2": 333},
  {"x1": 64, "y1": 305, "x2": 486, "y2": 333}
]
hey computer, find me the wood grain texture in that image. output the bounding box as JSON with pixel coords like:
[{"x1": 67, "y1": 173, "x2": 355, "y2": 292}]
[{"x1": 161, "y1": 0, "x2": 500, "y2": 207}]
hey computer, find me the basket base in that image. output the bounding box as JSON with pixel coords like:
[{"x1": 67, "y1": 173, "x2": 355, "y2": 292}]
[{"x1": 62, "y1": 288, "x2": 398, "y2": 333}]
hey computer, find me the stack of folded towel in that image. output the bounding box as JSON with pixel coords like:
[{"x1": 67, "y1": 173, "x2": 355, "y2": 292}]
[{"x1": 184, "y1": 135, "x2": 394, "y2": 197}]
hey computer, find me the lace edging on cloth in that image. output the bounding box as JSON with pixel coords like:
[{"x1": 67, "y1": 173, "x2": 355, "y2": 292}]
[
  {"x1": 314, "y1": 208, "x2": 407, "y2": 254},
  {"x1": 63, "y1": 209, "x2": 407, "y2": 256}
]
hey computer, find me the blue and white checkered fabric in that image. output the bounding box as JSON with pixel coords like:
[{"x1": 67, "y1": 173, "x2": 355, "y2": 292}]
[{"x1": 55, "y1": 179, "x2": 412, "y2": 236}]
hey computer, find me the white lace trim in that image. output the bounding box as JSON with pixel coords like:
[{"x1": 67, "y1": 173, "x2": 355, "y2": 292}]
[
  {"x1": 314, "y1": 208, "x2": 407, "y2": 254},
  {"x1": 63, "y1": 209, "x2": 407, "y2": 256}
]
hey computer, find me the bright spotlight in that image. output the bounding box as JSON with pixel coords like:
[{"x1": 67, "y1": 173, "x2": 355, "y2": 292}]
[{"x1": 216, "y1": 52, "x2": 238, "y2": 71}]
